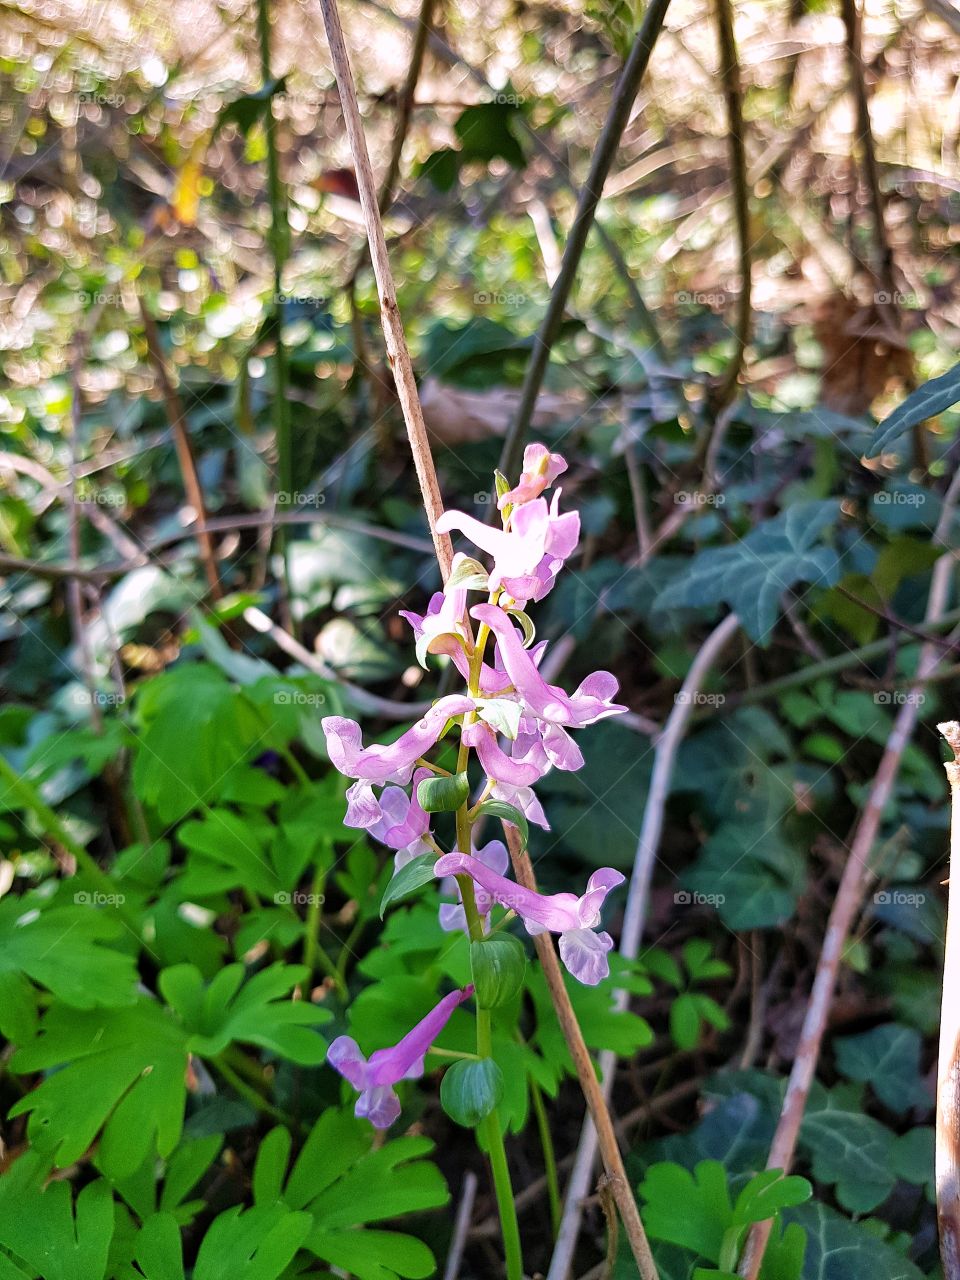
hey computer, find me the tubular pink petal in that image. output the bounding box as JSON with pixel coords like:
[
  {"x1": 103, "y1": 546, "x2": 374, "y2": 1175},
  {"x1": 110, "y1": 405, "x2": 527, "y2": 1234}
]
[
  {"x1": 462, "y1": 721, "x2": 545, "y2": 786},
  {"x1": 322, "y1": 695, "x2": 473, "y2": 785},
  {"x1": 365, "y1": 986, "x2": 473, "y2": 1087}
]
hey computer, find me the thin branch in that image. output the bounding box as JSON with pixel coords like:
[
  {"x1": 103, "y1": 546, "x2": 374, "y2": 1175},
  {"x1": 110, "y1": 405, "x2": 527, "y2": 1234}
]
[
  {"x1": 937, "y1": 719, "x2": 960, "y2": 1280},
  {"x1": 243, "y1": 605, "x2": 431, "y2": 721},
  {"x1": 839, "y1": 0, "x2": 925, "y2": 470},
  {"x1": 738, "y1": 473, "x2": 960, "y2": 1279},
  {"x1": 499, "y1": 0, "x2": 673, "y2": 480},
  {"x1": 546, "y1": 613, "x2": 740, "y2": 1280},
  {"x1": 504, "y1": 826, "x2": 660, "y2": 1280},
  {"x1": 712, "y1": 0, "x2": 751, "y2": 408},
  {"x1": 442, "y1": 1171, "x2": 479, "y2": 1280},
  {"x1": 318, "y1": 0, "x2": 453, "y2": 579},
  {"x1": 138, "y1": 297, "x2": 222, "y2": 598}
]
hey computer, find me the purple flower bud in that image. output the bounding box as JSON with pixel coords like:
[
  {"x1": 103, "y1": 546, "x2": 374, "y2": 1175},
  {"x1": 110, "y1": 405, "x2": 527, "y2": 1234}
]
[{"x1": 498, "y1": 443, "x2": 567, "y2": 510}]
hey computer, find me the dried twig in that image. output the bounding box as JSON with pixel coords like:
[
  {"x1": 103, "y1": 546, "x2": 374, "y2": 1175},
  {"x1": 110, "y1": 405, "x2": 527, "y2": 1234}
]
[
  {"x1": 442, "y1": 1171, "x2": 478, "y2": 1280},
  {"x1": 712, "y1": 0, "x2": 751, "y2": 409},
  {"x1": 138, "y1": 297, "x2": 222, "y2": 598},
  {"x1": 499, "y1": 0, "x2": 673, "y2": 479},
  {"x1": 547, "y1": 612, "x2": 740, "y2": 1280},
  {"x1": 504, "y1": 826, "x2": 660, "y2": 1280},
  {"x1": 738, "y1": 473, "x2": 960, "y2": 1278},
  {"x1": 318, "y1": 0, "x2": 453, "y2": 579},
  {"x1": 938, "y1": 719, "x2": 960, "y2": 1280}
]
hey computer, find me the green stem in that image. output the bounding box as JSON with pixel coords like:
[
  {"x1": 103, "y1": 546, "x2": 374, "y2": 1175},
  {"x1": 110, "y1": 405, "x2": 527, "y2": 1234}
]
[
  {"x1": 721, "y1": 606, "x2": 960, "y2": 713},
  {"x1": 255, "y1": 0, "x2": 293, "y2": 560},
  {"x1": 301, "y1": 858, "x2": 347, "y2": 995},
  {"x1": 530, "y1": 1074, "x2": 562, "y2": 1238},
  {"x1": 213, "y1": 1053, "x2": 294, "y2": 1125},
  {"x1": 0, "y1": 752, "x2": 136, "y2": 926},
  {"x1": 279, "y1": 745, "x2": 310, "y2": 787},
  {"x1": 450, "y1": 612, "x2": 522, "y2": 1280}
]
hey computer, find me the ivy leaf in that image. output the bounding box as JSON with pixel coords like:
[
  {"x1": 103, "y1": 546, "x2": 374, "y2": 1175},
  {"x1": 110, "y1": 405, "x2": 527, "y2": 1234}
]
[
  {"x1": 782, "y1": 1202, "x2": 924, "y2": 1279},
  {"x1": 799, "y1": 1096, "x2": 898, "y2": 1212},
  {"x1": 684, "y1": 823, "x2": 807, "y2": 929},
  {"x1": 833, "y1": 1023, "x2": 926, "y2": 1115},
  {"x1": 868, "y1": 361, "x2": 960, "y2": 456},
  {"x1": 655, "y1": 501, "x2": 841, "y2": 642}
]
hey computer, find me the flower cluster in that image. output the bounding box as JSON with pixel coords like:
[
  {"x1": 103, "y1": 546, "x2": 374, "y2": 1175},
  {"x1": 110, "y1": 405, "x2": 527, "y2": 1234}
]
[{"x1": 322, "y1": 444, "x2": 628, "y2": 1126}]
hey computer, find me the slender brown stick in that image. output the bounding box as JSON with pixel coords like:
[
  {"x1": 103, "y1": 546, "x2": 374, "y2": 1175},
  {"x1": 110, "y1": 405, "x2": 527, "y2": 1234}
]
[
  {"x1": 712, "y1": 0, "x2": 751, "y2": 408},
  {"x1": 138, "y1": 297, "x2": 222, "y2": 597},
  {"x1": 499, "y1": 0, "x2": 672, "y2": 479},
  {"x1": 504, "y1": 826, "x2": 660, "y2": 1280},
  {"x1": 318, "y1": 0, "x2": 453, "y2": 580},
  {"x1": 839, "y1": 0, "x2": 925, "y2": 469},
  {"x1": 938, "y1": 720, "x2": 960, "y2": 1280},
  {"x1": 738, "y1": 472, "x2": 960, "y2": 1279}
]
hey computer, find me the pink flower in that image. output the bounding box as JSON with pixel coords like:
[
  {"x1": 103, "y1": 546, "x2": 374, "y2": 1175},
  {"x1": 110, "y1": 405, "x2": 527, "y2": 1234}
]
[
  {"x1": 473, "y1": 605, "x2": 625, "y2": 726},
  {"x1": 328, "y1": 987, "x2": 473, "y2": 1128},
  {"x1": 491, "y1": 780, "x2": 550, "y2": 830},
  {"x1": 437, "y1": 839, "x2": 510, "y2": 933},
  {"x1": 322, "y1": 695, "x2": 473, "y2": 785},
  {"x1": 436, "y1": 492, "x2": 579, "y2": 605},
  {"x1": 461, "y1": 720, "x2": 545, "y2": 786},
  {"x1": 498, "y1": 444, "x2": 567, "y2": 509},
  {"x1": 434, "y1": 854, "x2": 625, "y2": 985},
  {"x1": 399, "y1": 563, "x2": 469, "y2": 668},
  {"x1": 348, "y1": 769, "x2": 431, "y2": 852}
]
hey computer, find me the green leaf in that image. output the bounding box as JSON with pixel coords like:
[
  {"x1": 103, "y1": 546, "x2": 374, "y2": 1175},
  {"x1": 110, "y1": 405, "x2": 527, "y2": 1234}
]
[
  {"x1": 9, "y1": 964, "x2": 327, "y2": 1178},
  {"x1": 833, "y1": 1023, "x2": 925, "y2": 1115},
  {"x1": 380, "y1": 853, "x2": 437, "y2": 917},
  {"x1": 132, "y1": 666, "x2": 267, "y2": 822},
  {"x1": 446, "y1": 556, "x2": 490, "y2": 592},
  {"x1": 783, "y1": 1202, "x2": 923, "y2": 1279},
  {"x1": 471, "y1": 935, "x2": 526, "y2": 1008},
  {"x1": 685, "y1": 823, "x2": 807, "y2": 930},
  {"x1": 474, "y1": 798, "x2": 528, "y2": 846},
  {"x1": 251, "y1": 1109, "x2": 448, "y2": 1280},
  {"x1": 799, "y1": 1094, "x2": 898, "y2": 1212},
  {"x1": 417, "y1": 771, "x2": 470, "y2": 813},
  {"x1": 453, "y1": 101, "x2": 525, "y2": 167},
  {"x1": 0, "y1": 1159, "x2": 114, "y2": 1280},
  {"x1": 656, "y1": 501, "x2": 841, "y2": 642},
  {"x1": 0, "y1": 898, "x2": 138, "y2": 1018},
  {"x1": 440, "y1": 1058, "x2": 504, "y2": 1127},
  {"x1": 868, "y1": 361, "x2": 960, "y2": 456},
  {"x1": 214, "y1": 78, "x2": 286, "y2": 138}
]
